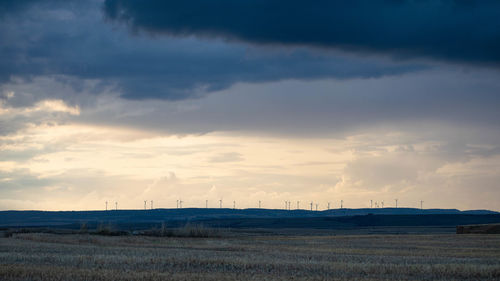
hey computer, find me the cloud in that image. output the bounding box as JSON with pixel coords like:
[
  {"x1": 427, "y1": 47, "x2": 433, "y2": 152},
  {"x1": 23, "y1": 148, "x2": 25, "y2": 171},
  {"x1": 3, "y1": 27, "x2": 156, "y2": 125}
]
[
  {"x1": 73, "y1": 67, "x2": 500, "y2": 138},
  {"x1": 0, "y1": 0, "x2": 426, "y2": 102},
  {"x1": 0, "y1": 94, "x2": 80, "y2": 136},
  {"x1": 1, "y1": 118, "x2": 500, "y2": 211},
  {"x1": 0, "y1": 0, "x2": 42, "y2": 15},
  {"x1": 0, "y1": 168, "x2": 53, "y2": 192},
  {"x1": 209, "y1": 152, "x2": 244, "y2": 163},
  {"x1": 0, "y1": 167, "x2": 153, "y2": 211},
  {"x1": 104, "y1": 0, "x2": 500, "y2": 66}
]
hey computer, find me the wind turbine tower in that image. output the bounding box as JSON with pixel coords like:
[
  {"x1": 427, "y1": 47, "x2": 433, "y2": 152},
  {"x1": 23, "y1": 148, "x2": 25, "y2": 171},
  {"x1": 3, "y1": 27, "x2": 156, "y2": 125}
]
[
  {"x1": 382, "y1": 201, "x2": 384, "y2": 208},
  {"x1": 315, "y1": 203, "x2": 318, "y2": 211},
  {"x1": 420, "y1": 200, "x2": 424, "y2": 210},
  {"x1": 297, "y1": 201, "x2": 300, "y2": 209},
  {"x1": 151, "y1": 200, "x2": 153, "y2": 210},
  {"x1": 288, "y1": 201, "x2": 291, "y2": 210},
  {"x1": 105, "y1": 201, "x2": 108, "y2": 211},
  {"x1": 219, "y1": 199, "x2": 222, "y2": 208},
  {"x1": 341, "y1": 200, "x2": 343, "y2": 209},
  {"x1": 328, "y1": 202, "x2": 330, "y2": 210},
  {"x1": 395, "y1": 199, "x2": 398, "y2": 208},
  {"x1": 115, "y1": 202, "x2": 118, "y2": 211},
  {"x1": 233, "y1": 200, "x2": 236, "y2": 209},
  {"x1": 144, "y1": 200, "x2": 147, "y2": 210},
  {"x1": 310, "y1": 201, "x2": 313, "y2": 211},
  {"x1": 176, "y1": 200, "x2": 179, "y2": 209}
]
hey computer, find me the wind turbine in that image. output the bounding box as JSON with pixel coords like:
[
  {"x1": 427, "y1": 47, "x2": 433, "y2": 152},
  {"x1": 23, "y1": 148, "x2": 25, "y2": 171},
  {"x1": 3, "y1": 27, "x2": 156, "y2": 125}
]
[
  {"x1": 176, "y1": 200, "x2": 179, "y2": 209},
  {"x1": 420, "y1": 200, "x2": 424, "y2": 210},
  {"x1": 233, "y1": 200, "x2": 236, "y2": 209},
  {"x1": 179, "y1": 200, "x2": 183, "y2": 208},
  {"x1": 259, "y1": 200, "x2": 261, "y2": 209},
  {"x1": 395, "y1": 199, "x2": 398, "y2": 208},
  {"x1": 310, "y1": 202, "x2": 313, "y2": 211},
  {"x1": 327, "y1": 202, "x2": 330, "y2": 210},
  {"x1": 144, "y1": 200, "x2": 147, "y2": 210},
  {"x1": 288, "y1": 201, "x2": 291, "y2": 210},
  {"x1": 285, "y1": 201, "x2": 288, "y2": 210},
  {"x1": 381, "y1": 201, "x2": 384, "y2": 208},
  {"x1": 340, "y1": 200, "x2": 343, "y2": 209},
  {"x1": 219, "y1": 199, "x2": 222, "y2": 208},
  {"x1": 115, "y1": 202, "x2": 118, "y2": 211},
  {"x1": 315, "y1": 203, "x2": 318, "y2": 211},
  {"x1": 297, "y1": 201, "x2": 300, "y2": 210},
  {"x1": 151, "y1": 200, "x2": 153, "y2": 210},
  {"x1": 370, "y1": 200, "x2": 373, "y2": 208},
  {"x1": 105, "y1": 201, "x2": 108, "y2": 211}
]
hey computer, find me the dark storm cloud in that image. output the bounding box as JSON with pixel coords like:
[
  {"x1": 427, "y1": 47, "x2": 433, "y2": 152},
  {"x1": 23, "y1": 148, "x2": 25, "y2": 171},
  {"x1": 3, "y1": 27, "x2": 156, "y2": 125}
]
[
  {"x1": 0, "y1": 0, "x2": 39, "y2": 15},
  {"x1": 0, "y1": 0, "x2": 426, "y2": 102},
  {"x1": 103, "y1": 0, "x2": 500, "y2": 66},
  {"x1": 0, "y1": 0, "x2": 73, "y2": 17},
  {"x1": 76, "y1": 68, "x2": 500, "y2": 137}
]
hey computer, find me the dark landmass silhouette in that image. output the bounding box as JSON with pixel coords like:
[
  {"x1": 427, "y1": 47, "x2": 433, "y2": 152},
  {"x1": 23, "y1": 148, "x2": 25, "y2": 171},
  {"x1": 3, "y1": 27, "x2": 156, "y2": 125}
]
[{"x1": 1, "y1": 208, "x2": 499, "y2": 235}]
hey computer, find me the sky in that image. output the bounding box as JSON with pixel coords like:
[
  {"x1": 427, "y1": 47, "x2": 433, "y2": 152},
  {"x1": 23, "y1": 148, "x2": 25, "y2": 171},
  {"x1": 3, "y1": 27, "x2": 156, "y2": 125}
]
[{"x1": 1, "y1": 0, "x2": 500, "y2": 211}]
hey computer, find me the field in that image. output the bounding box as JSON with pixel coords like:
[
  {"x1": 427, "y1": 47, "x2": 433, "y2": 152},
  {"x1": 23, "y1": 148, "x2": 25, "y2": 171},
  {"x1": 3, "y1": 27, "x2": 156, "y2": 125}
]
[{"x1": 1, "y1": 233, "x2": 500, "y2": 281}]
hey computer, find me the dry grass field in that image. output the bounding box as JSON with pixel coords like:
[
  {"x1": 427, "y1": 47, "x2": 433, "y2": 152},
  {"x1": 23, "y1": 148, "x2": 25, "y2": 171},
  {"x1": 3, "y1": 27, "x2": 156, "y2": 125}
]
[{"x1": 1, "y1": 233, "x2": 500, "y2": 280}]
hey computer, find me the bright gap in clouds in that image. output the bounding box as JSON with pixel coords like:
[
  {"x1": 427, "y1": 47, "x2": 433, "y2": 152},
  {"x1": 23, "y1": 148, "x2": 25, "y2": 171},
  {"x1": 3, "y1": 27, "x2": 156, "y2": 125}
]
[{"x1": 1, "y1": 102, "x2": 499, "y2": 211}]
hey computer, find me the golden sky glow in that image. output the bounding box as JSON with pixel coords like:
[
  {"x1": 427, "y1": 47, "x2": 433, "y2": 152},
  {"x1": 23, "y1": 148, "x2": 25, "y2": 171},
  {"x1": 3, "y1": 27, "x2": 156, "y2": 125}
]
[{"x1": 1, "y1": 97, "x2": 499, "y2": 211}]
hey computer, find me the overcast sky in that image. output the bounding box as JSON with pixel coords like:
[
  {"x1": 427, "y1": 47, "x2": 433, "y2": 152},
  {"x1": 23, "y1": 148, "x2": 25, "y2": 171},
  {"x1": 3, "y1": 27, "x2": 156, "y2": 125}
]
[{"x1": 1, "y1": 0, "x2": 500, "y2": 211}]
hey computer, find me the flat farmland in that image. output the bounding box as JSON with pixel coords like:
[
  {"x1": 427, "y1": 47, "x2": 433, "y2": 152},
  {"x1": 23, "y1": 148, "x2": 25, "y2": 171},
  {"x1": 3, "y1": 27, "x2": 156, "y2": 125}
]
[{"x1": 1, "y1": 233, "x2": 500, "y2": 280}]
